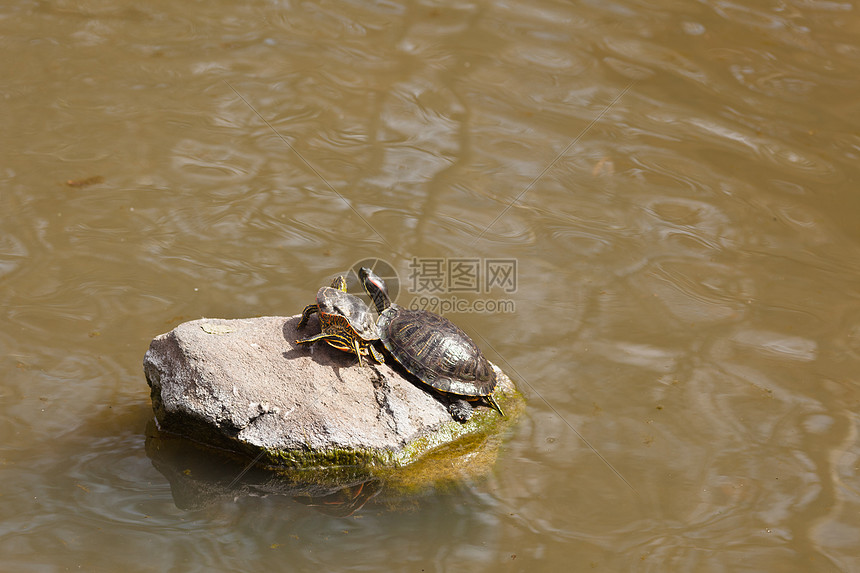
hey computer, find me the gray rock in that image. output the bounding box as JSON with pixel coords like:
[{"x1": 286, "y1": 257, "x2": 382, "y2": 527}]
[{"x1": 143, "y1": 315, "x2": 519, "y2": 469}]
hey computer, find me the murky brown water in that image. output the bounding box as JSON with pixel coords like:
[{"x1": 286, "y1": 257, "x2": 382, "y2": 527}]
[{"x1": 3, "y1": 0, "x2": 860, "y2": 570}]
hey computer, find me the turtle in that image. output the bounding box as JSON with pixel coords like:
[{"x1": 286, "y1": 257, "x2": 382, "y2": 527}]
[
  {"x1": 296, "y1": 275, "x2": 385, "y2": 366},
  {"x1": 359, "y1": 266, "x2": 504, "y2": 422}
]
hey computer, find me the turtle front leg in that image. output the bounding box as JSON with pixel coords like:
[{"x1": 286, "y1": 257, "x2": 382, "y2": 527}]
[
  {"x1": 297, "y1": 304, "x2": 319, "y2": 329},
  {"x1": 356, "y1": 340, "x2": 385, "y2": 366},
  {"x1": 297, "y1": 332, "x2": 366, "y2": 365},
  {"x1": 368, "y1": 344, "x2": 385, "y2": 365},
  {"x1": 295, "y1": 331, "x2": 332, "y2": 346},
  {"x1": 296, "y1": 331, "x2": 356, "y2": 352},
  {"x1": 352, "y1": 337, "x2": 365, "y2": 367}
]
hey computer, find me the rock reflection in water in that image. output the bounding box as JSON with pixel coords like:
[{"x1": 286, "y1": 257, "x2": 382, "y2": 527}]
[
  {"x1": 145, "y1": 419, "x2": 381, "y2": 516},
  {"x1": 144, "y1": 415, "x2": 513, "y2": 516}
]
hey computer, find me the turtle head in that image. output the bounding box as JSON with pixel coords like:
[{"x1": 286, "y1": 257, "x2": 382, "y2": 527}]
[
  {"x1": 329, "y1": 275, "x2": 348, "y2": 292},
  {"x1": 359, "y1": 267, "x2": 391, "y2": 314}
]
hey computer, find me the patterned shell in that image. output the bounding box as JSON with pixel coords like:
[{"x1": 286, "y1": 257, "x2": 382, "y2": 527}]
[
  {"x1": 316, "y1": 287, "x2": 380, "y2": 341},
  {"x1": 377, "y1": 306, "x2": 496, "y2": 397}
]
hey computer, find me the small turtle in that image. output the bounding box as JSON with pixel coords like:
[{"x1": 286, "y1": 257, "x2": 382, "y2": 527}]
[
  {"x1": 359, "y1": 267, "x2": 504, "y2": 422},
  {"x1": 296, "y1": 276, "x2": 384, "y2": 366}
]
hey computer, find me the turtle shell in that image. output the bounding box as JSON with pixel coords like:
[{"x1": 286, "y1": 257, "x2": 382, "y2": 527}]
[
  {"x1": 316, "y1": 286, "x2": 380, "y2": 341},
  {"x1": 377, "y1": 305, "x2": 496, "y2": 397}
]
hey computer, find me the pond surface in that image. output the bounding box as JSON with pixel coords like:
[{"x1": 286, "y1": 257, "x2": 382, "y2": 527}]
[{"x1": 3, "y1": 0, "x2": 860, "y2": 570}]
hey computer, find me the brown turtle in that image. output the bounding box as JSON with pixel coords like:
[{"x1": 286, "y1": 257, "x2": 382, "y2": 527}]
[{"x1": 359, "y1": 267, "x2": 503, "y2": 421}]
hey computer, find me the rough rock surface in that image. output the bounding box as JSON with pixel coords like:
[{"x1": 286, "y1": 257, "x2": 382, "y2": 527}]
[{"x1": 143, "y1": 315, "x2": 517, "y2": 468}]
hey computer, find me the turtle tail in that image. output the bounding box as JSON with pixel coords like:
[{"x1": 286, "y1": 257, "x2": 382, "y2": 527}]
[{"x1": 486, "y1": 394, "x2": 505, "y2": 417}]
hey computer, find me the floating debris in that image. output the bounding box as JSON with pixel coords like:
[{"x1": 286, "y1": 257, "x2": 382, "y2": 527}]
[{"x1": 65, "y1": 175, "x2": 104, "y2": 188}]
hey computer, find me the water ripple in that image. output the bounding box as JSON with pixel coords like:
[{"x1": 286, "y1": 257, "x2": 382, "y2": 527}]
[
  {"x1": 171, "y1": 139, "x2": 263, "y2": 183},
  {"x1": 0, "y1": 232, "x2": 28, "y2": 278},
  {"x1": 731, "y1": 329, "x2": 818, "y2": 362}
]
